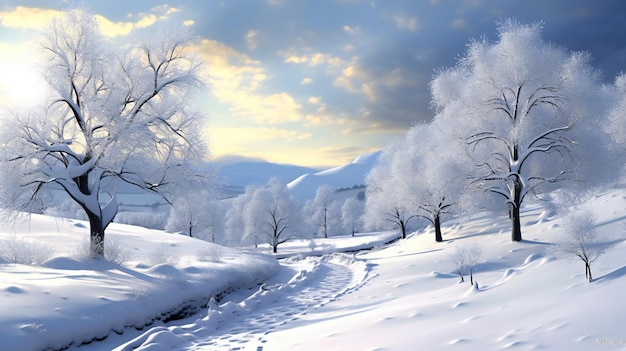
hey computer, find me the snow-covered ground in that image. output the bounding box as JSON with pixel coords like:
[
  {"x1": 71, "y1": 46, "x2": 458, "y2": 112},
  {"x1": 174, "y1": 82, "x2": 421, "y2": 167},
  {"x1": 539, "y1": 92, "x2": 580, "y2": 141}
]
[{"x1": 1, "y1": 188, "x2": 626, "y2": 350}]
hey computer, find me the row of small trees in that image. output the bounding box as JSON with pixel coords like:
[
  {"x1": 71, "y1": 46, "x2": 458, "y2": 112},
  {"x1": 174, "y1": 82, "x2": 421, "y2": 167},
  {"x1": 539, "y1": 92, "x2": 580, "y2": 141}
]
[{"x1": 166, "y1": 181, "x2": 366, "y2": 253}]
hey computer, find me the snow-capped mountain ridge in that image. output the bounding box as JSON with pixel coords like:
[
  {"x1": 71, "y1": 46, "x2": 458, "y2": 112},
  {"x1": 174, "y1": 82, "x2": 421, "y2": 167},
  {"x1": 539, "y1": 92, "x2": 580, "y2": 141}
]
[{"x1": 287, "y1": 151, "x2": 381, "y2": 202}]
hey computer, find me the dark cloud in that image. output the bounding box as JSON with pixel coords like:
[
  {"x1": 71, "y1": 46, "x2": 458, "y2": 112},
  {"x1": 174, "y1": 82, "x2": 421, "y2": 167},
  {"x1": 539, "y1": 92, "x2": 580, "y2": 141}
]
[{"x1": 342, "y1": 0, "x2": 626, "y2": 131}]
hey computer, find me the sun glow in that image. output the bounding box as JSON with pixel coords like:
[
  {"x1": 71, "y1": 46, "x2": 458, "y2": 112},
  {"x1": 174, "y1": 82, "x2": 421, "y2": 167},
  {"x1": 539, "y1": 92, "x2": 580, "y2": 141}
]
[{"x1": 0, "y1": 44, "x2": 49, "y2": 110}]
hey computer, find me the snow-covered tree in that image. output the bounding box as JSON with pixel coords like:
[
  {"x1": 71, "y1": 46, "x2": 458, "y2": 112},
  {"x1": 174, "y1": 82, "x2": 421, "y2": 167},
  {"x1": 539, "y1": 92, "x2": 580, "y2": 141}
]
[
  {"x1": 224, "y1": 188, "x2": 255, "y2": 247},
  {"x1": 404, "y1": 123, "x2": 468, "y2": 242},
  {"x1": 303, "y1": 186, "x2": 341, "y2": 239},
  {"x1": 551, "y1": 210, "x2": 606, "y2": 282},
  {"x1": 241, "y1": 179, "x2": 302, "y2": 253},
  {"x1": 166, "y1": 190, "x2": 222, "y2": 241},
  {"x1": 430, "y1": 20, "x2": 616, "y2": 242},
  {"x1": 606, "y1": 74, "x2": 626, "y2": 174},
  {"x1": 450, "y1": 243, "x2": 482, "y2": 285},
  {"x1": 341, "y1": 197, "x2": 364, "y2": 237},
  {"x1": 0, "y1": 9, "x2": 208, "y2": 258},
  {"x1": 364, "y1": 143, "x2": 418, "y2": 239}
]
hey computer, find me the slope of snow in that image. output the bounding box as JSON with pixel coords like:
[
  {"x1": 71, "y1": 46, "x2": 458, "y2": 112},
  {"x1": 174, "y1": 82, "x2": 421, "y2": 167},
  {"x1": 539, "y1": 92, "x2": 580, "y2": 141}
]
[
  {"x1": 260, "y1": 190, "x2": 626, "y2": 351},
  {"x1": 216, "y1": 161, "x2": 320, "y2": 188},
  {"x1": 0, "y1": 215, "x2": 278, "y2": 351},
  {"x1": 2, "y1": 187, "x2": 626, "y2": 351},
  {"x1": 287, "y1": 151, "x2": 381, "y2": 202}
]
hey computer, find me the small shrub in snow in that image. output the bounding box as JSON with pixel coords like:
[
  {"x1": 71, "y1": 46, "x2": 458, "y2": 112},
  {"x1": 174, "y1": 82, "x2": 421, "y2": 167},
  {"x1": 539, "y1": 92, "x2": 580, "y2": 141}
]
[
  {"x1": 0, "y1": 235, "x2": 54, "y2": 265},
  {"x1": 196, "y1": 246, "x2": 222, "y2": 262},
  {"x1": 148, "y1": 243, "x2": 177, "y2": 265},
  {"x1": 550, "y1": 210, "x2": 606, "y2": 282},
  {"x1": 105, "y1": 234, "x2": 132, "y2": 265},
  {"x1": 72, "y1": 235, "x2": 94, "y2": 262},
  {"x1": 72, "y1": 235, "x2": 130, "y2": 264},
  {"x1": 450, "y1": 243, "x2": 482, "y2": 284}
]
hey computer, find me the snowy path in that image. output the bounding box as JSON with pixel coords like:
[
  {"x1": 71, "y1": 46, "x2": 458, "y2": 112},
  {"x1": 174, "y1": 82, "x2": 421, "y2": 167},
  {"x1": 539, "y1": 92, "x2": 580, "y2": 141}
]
[{"x1": 114, "y1": 255, "x2": 366, "y2": 351}]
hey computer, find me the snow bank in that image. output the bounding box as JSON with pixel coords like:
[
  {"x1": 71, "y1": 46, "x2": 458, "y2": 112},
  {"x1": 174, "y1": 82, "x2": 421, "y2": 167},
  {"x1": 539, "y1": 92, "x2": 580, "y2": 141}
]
[{"x1": 0, "y1": 215, "x2": 279, "y2": 351}]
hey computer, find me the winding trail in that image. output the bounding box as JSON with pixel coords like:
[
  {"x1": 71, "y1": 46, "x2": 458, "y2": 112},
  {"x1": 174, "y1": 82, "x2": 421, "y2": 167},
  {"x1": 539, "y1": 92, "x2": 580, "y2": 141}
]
[{"x1": 114, "y1": 255, "x2": 368, "y2": 351}]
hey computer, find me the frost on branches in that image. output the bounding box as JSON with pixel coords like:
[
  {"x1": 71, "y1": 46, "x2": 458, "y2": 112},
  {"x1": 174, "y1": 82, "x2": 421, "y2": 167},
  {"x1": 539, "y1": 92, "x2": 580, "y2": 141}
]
[
  {"x1": 0, "y1": 9, "x2": 209, "y2": 258},
  {"x1": 430, "y1": 20, "x2": 617, "y2": 241}
]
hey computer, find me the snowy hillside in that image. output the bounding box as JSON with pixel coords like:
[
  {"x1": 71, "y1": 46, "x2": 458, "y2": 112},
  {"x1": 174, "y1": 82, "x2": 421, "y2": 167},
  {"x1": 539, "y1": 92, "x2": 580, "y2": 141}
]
[
  {"x1": 287, "y1": 150, "x2": 381, "y2": 202},
  {"x1": 1, "y1": 188, "x2": 626, "y2": 350},
  {"x1": 216, "y1": 161, "x2": 320, "y2": 189}
]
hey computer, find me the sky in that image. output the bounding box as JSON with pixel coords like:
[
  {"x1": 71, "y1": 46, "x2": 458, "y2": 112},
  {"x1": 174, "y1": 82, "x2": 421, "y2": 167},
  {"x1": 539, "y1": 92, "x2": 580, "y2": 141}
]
[{"x1": 0, "y1": 0, "x2": 625, "y2": 168}]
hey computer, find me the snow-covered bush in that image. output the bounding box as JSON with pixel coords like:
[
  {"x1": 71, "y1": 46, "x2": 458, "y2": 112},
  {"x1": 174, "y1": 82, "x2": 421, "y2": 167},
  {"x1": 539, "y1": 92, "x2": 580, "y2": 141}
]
[
  {"x1": 0, "y1": 235, "x2": 54, "y2": 265},
  {"x1": 450, "y1": 243, "x2": 482, "y2": 284},
  {"x1": 73, "y1": 234, "x2": 131, "y2": 264},
  {"x1": 550, "y1": 210, "x2": 607, "y2": 282}
]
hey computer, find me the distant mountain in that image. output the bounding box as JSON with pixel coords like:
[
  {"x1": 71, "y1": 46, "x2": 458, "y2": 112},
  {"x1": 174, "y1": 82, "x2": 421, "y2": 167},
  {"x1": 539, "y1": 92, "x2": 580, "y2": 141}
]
[
  {"x1": 287, "y1": 151, "x2": 381, "y2": 202},
  {"x1": 216, "y1": 161, "x2": 321, "y2": 189}
]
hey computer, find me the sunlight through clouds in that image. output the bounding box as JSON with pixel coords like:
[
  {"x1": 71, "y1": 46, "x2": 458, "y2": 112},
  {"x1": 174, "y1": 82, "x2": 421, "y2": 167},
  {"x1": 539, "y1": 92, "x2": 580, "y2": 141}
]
[
  {"x1": 196, "y1": 38, "x2": 304, "y2": 124},
  {"x1": 0, "y1": 42, "x2": 48, "y2": 109},
  {"x1": 0, "y1": 6, "x2": 58, "y2": 29},
  {"x1": 0, "y1": 0, "x2": 624, "y2": 167}
]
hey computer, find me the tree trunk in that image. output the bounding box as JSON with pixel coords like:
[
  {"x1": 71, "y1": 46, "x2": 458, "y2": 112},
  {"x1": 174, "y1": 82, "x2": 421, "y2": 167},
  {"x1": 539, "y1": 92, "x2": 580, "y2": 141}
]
[
  {"x1": 434, "y1": 214, "x2": 443, "y2": 242},
  {"x1": 323, "y1": 207, "x2": 328, "y2": 239},
  {"x1": 399, "y1": 220, "x2": 407, "y2": 239},
  {"x1": 511, "y1": 205, "x2": 522, "y2": 241},
  {"x1": 87, "y1": 211, "x2": 105, "y2": 259},
  {"x1": 511, "y1": 180, "x2": 522, "y2": 241}
]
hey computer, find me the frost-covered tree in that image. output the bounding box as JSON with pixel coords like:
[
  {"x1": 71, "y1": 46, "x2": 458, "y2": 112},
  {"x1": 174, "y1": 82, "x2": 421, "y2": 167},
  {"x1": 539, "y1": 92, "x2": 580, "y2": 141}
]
[
  {"x1": 364, "y1": 143, "x2": 418, "y2": 239},
  {"x1": 303, "y1": 186, "x2": 341, "y2": 239},
  {"x1": 166, "y1": 189, "x2": 222, "y2": 241},
  {"x1": 404, "y1": 123, "x2": 468, "y2": 242},
  {"x1": 606, "y1": 74, "x2": 626, "y2": 172},
  {"x1": 431, "y1": 20, "x2": 616, "y2": 242},
  {"x1": 341, "y1": 197, "x2": 364, "y2": 237},
  {"x1": 450, "y1": 243, "x2": 482, "y2": 285},
  {"x1": 241, "y1": 179, "x2": 302, "y2": 253},
  {"x1": 551, "y1": 210, "x2": 606, "y2": 282},
  {"x1": 0, "y1": 9, "x2": 208, "y2": 258},
  {"x1": 224, "y1": 188, "x2": 254, "y2": 247}
]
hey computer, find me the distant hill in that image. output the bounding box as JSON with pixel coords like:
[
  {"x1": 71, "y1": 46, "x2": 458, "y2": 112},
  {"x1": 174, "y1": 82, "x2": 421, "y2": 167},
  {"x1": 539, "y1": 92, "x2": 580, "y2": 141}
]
[
  {"x1": 215, "y1": 161, "x2": 321, "y2": 189},
  {"x1": 287, "y1": 151, "x2": 381, "y2": 202}
]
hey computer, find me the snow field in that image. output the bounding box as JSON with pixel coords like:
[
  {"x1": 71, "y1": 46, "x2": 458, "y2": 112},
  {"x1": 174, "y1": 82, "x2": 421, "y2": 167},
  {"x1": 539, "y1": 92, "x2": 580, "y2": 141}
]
[
  {"x1": 0, "y1": 215, "x2": 279, "y2": 351},
  {"x1": 260, "y1": 189, "x2": 626, "y2": 351},
  {"x1": 114, "y1": 254, "x2": 368, "y2": 350},
  {"x1": 1, "y1": 188, "x2": 626, "y2": 350}
]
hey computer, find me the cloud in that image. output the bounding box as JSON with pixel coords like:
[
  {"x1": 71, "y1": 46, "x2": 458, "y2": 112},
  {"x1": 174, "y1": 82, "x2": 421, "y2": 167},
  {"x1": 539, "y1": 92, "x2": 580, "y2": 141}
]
[
  {"x1": 452, "y1": 18, "x2": 468, "y2": 29},
  {"x1": 245, "y1": 29, "x2": 259, "y2": 50},
  {"x1": 0, "y1": 6, "x2": 182, "y2": 37},
  {"x1": 284, "y1": 52, "x2": 344, "y2": 71},
  {"x1": 301, "y1": 77, "x2": 313, "y2": 84},
  {"x1": 393, "y1": 14, "x2": 419, "y2": 31},
  {"x1": 94, "y1": 15, "x2": 136, "y2": 36},
  {"x1": 343, "y1": 25, "x2": 361, "y2": 35},
  {"x1": 307, "y1": 96, "x2": 322, "y2": 104},
  {"x1": 0, "y1": 6, "x2": 59, "y2": 29},
  {"x1": 266, "y1": 0, "x2": 285, "y2": 5},
  {"x1": 96, "y1": 5, "x2": 180, "y2": 37},
  {"x1": 183, "y1": 20, "x2": 195, "y2": 26},
  {"x1": 195, "y1": 39, "x2": 304, "y2": 124}
]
